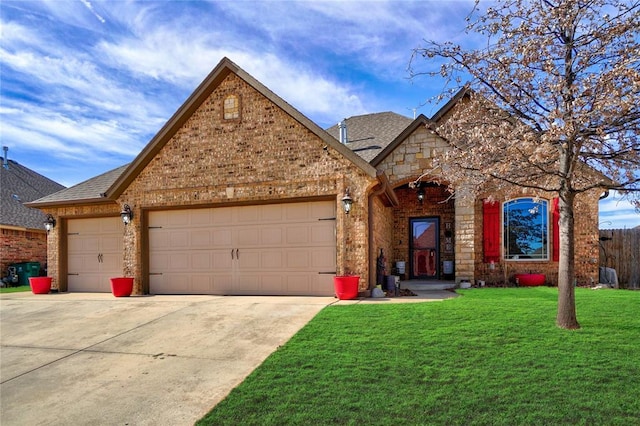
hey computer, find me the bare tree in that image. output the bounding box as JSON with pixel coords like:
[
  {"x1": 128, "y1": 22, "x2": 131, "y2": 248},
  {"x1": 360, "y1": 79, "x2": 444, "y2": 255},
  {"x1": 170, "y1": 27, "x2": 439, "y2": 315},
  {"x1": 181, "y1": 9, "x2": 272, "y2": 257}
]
[{"x1": 411, "y1": 0, "x2": 640, "y2": 329}]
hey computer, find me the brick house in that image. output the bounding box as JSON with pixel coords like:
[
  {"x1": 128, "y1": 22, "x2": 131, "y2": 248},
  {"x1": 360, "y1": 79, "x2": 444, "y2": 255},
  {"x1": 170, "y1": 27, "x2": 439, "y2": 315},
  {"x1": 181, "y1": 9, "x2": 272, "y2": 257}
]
[
  {"x1": 1, "y1": 149, "x2": 65, "y2": 277},
  {"x1": 28, "y1": 58, "x2": 601, "y2": 295}
]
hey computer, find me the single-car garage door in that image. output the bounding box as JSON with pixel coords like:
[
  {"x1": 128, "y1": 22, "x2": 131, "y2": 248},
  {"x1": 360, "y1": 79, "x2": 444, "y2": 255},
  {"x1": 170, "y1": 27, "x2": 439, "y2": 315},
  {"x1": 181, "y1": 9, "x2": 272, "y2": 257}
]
[
  {"x1": 148, "y1": 201, "x2": 336, "y2": 295},
  {"x1": 67, "y1": 217, "x2": 124, "y2": 292}
]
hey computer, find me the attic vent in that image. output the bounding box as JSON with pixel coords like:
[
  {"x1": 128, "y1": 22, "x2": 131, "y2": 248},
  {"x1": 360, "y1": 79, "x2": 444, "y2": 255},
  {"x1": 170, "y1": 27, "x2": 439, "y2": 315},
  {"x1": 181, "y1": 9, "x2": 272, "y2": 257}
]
[
  {"x1": 223, "y1": 94, "x2": 240, "y2": 120},
  {"x1": 338, "y1": 119, "x2": 348, "y2": 144}
]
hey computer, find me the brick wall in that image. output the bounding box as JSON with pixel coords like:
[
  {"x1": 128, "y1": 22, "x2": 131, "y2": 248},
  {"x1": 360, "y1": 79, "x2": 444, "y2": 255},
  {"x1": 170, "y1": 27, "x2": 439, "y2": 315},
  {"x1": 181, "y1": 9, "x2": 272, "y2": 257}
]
[
  {"x1": 474, "y1": 189, "x2": 600, "y2": 286},
  {"x1": 116, "y1": 73, "x2": 377, "y2": 293},
  {"x1": 370, "y1": 194, "x2": 394, "y2": 287},
  {"x1": 370, "y1": 120, "x2": 600, "y2": 286},
  {"x1": 0, "y1": 228, "x2": 47, "y2": 276},
  {"x1": 391, "y1": 185, "x2": 456, "y2": 278}
]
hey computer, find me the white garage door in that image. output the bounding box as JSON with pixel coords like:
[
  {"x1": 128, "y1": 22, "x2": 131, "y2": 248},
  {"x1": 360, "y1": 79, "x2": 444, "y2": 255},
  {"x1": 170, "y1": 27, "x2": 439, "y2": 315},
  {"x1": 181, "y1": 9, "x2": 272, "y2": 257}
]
[
  {"x1": 67, "y1": 217, "x2": 124, "y2": 292},
  {"x1": 148, "y1": 201, "x2": 336, "y2": 295}
]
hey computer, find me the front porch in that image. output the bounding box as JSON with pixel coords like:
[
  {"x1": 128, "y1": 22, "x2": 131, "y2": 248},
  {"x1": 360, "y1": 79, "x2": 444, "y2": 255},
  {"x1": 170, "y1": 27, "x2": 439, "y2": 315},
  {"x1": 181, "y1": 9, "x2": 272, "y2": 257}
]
[{"x1": 400, "y1": 279, "x2": 457, "y2": 291}]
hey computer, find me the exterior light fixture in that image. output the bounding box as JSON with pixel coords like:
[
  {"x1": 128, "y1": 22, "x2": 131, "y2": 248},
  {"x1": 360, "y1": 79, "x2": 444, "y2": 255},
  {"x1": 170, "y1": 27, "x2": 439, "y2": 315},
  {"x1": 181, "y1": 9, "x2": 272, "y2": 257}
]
[
  {"x1": 341, "y1": 189, "x2": 353, "y2": 214},
  {"x1": 120, "y1": 204, "x2": 133, "y2": 225},
  {"x1": 44, "y1": 214, "x2": 56, "y2": 233},
  {"x1": 417, "y1": 188, "x2": 425, "y2": 204}
]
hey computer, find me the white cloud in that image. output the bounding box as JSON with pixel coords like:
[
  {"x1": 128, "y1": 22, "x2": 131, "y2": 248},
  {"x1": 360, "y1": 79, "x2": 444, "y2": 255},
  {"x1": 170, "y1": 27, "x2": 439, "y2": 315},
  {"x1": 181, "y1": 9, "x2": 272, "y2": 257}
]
[
  {"x1": 97, "y1": 30, "x2": 368, "y2": 125},
  {"x1": 599, "y1": 190, "x2": 640, "y2": 229},
  {"x1": 80, "y1": 0, "x2": 106, "y2": 24},
  {"x1": 235, "y1": 53, "x2": 368, "y2": 123}
]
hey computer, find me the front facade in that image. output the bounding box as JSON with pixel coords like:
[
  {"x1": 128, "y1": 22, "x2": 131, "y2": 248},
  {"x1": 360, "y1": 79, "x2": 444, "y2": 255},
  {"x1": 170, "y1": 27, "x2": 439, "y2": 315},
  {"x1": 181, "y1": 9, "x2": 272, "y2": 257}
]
[{"x1": 29, "y1": 58, "x2": 601, "y2": 295}]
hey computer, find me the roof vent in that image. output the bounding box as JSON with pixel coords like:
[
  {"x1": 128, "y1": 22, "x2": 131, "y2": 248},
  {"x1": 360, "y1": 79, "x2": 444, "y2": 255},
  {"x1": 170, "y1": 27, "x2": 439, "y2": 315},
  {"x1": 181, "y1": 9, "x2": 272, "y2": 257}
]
[
  {"x1": 338, "y1": 119, "x2": 348, "y2": 144},
  {"x1": 2, "y1": 146, "x2": 8, "y2": 170}
]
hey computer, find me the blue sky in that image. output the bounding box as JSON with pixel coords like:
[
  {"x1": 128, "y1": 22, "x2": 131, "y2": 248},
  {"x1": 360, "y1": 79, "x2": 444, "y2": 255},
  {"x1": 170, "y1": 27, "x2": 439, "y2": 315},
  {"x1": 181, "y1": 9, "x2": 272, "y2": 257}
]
[{"x1": 1, "y1": 0, "x2": 638, "y2": 229}]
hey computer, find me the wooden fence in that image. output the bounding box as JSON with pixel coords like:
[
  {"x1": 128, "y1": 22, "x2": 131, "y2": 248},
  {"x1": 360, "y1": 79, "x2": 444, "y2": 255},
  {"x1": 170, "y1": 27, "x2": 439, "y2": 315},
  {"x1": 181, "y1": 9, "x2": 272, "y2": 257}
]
[{"x1": 599, "y1": 228, "x2": 640, "y2": 289}]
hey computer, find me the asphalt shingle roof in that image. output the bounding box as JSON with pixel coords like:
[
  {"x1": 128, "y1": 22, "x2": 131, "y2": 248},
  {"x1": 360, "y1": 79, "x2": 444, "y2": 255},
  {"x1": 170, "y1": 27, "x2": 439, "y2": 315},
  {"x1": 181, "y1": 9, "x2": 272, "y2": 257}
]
[
  {"x1": 30, "y1": 164, "x2": 129, "y2": 205},
  {"x1": 325, "y1": 112, "x2": 413, "y2": 162},
  {"x1": 0, "y1": 159, "x2": 65, "y2": 230}
]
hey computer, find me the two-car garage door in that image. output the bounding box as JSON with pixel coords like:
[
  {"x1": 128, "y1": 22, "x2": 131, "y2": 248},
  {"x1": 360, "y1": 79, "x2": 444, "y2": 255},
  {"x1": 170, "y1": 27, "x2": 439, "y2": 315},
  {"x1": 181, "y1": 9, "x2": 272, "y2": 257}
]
[{"x1": 148, "y1": 201, "x2": 336, "y2": 296}]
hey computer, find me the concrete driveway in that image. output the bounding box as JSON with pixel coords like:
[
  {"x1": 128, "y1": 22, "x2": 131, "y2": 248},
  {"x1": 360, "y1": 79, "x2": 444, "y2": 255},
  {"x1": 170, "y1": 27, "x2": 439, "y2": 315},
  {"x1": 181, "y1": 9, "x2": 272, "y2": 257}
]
[{"x1": 0, "y1": 292, "x2": 335, "y2": 425}]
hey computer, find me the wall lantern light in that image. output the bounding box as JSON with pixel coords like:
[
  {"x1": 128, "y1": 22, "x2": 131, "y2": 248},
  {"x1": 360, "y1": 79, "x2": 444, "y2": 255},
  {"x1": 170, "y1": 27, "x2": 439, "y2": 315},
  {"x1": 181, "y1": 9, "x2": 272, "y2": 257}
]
[
  {"x1": 44, "y1": 214, "x2": 56, "y2": 233},
  {"x1": 120, "y1": 204, "x2": 133, "y2": 225},
  {"x1": 341, "y1": 189, "x2": 353, "y2": 214},
  {"x1": 417, "y1": 188, "x2": 425, "y2": 204}
]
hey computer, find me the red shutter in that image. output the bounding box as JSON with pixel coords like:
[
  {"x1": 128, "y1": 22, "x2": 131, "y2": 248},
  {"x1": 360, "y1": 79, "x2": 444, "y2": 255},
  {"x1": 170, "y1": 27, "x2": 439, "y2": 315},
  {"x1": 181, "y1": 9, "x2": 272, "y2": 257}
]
[
  {"x1": 552, "y1": 197, "x2": 560, "y2": 261},
  {"x1": 483, "y1": 200, "x2": 501, "y2": 263}
]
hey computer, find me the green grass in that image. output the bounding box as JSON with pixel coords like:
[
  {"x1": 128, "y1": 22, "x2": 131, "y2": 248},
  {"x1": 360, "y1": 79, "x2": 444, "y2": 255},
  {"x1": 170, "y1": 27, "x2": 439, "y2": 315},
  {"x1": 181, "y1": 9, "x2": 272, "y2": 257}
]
[
  {"x1": 198, "y1": 288, "x2": 640, "y2": 425},
  {"x1": 0, "y1": 285, "x2": 30, "y2": 293}
]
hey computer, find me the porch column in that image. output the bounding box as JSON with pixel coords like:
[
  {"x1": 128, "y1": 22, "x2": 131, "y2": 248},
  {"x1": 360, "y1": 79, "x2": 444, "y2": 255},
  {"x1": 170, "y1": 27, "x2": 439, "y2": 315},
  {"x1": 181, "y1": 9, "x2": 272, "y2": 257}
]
[{"x1": 454, "y1": 192, "x2": 475, "y2": 283}]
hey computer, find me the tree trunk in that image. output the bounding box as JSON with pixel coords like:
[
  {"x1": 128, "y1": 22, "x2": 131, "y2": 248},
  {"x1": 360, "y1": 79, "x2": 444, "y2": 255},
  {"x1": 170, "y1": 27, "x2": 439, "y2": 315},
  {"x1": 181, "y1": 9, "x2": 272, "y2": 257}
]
[{"x1": 556, "y1": 190, "x2": 580, "y2": 329}]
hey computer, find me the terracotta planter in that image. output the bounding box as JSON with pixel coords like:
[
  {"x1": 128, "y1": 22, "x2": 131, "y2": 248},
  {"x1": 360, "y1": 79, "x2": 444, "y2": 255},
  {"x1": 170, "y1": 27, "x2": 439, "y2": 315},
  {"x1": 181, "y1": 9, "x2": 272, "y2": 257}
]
[
  {"x1": 29, "y1": 277, "x2": 52, "y2": 294},
  {"x1": 333, "y1": 276, "x2": 359, "y2": 300},
  {"x1": 515, "y1": 273, "x2": 545, "y2": 287},
  {"x1": 110, "y1": 277, "x2": 134, "y2": 297}
]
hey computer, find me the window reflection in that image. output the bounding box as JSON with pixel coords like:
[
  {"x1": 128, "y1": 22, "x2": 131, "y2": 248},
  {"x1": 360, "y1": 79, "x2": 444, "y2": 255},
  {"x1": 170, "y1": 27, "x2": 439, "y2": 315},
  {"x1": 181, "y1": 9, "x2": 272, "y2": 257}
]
[{"x1": 503, "y1": 198, "x2": 548, "y2": 260}]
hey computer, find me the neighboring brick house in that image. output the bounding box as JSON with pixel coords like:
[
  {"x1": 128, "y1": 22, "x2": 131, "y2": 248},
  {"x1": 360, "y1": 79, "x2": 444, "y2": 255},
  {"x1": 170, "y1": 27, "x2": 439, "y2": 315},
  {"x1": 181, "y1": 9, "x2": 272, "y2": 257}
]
[
  {"x1": 1, "y1": 149, "x2": 65, "y2": 276},
  {"x1": 28, "y1": 57, "x2": 601, "y2": 295}
]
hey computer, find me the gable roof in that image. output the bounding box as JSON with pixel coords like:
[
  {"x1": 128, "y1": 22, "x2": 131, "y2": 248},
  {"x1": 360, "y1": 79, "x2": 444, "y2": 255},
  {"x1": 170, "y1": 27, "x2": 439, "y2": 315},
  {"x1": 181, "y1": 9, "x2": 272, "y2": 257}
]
[
  {"x1": 28, "y1": 57, "x2": 377, "y2": 208},
  {"x1": 325, "y1": 112, "x2": 413, "y2": 162},
  {"x1": 106, "y1": 57, "x2": 377, "y2": 199},
  {"x1": 1, "y1": 158, "x2": 65, "y2": 229},
  {"x1": 369, "y1": 114, "x2": 437, "y2": 167}
]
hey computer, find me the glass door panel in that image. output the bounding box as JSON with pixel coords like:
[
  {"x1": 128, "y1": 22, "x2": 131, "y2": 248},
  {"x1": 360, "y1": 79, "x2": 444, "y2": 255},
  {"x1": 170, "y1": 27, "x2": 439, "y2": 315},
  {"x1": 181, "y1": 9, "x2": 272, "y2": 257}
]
[{"x1": 410, "y1": 218, "x2": 439, "y2": 279}]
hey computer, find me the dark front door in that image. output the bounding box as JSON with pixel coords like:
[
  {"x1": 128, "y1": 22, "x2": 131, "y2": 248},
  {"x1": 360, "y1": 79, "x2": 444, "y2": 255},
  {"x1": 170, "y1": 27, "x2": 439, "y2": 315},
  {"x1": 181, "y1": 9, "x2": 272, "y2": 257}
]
[{"x1": 409, "y1": 217, "x2": 439, "y2": 279}]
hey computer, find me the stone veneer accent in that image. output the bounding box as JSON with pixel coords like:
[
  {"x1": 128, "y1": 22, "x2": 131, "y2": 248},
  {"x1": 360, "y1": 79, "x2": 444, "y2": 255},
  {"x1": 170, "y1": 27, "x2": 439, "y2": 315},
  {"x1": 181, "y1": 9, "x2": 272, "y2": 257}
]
[{"x1": 379, "y1": 126, "x2": 449, "y2": 184}]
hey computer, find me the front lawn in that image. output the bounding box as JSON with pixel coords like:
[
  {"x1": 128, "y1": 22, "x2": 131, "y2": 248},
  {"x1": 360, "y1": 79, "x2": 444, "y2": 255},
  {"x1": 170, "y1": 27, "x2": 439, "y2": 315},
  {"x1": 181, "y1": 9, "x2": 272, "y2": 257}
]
[{"x1": 198, "y1": 287, "x2": 639, "y2": 425}]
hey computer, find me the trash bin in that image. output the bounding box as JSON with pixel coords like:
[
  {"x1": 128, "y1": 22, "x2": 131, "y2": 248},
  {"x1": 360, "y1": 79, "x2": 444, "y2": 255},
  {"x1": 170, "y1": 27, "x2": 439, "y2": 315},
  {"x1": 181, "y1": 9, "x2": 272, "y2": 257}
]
[
  {"x1": 443, "y1": 261, "x2": 454, "y2": 280},
  {"x1": 385, "y1": 275, "x2": 397, "y2": 296},
  {"x1": 13, "y1": 262, "x2": 41, "y2": 286}
]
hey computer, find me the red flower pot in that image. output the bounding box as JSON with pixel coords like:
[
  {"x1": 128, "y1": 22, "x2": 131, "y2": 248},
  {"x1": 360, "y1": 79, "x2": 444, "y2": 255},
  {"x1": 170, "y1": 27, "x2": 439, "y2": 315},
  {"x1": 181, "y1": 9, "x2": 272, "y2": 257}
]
[
  {"x1": 515, "y1": 273, "x2": 545, "y2": 286},
  {"x1": 333, "y1": 276, "x2": 359, "y2": 300},
  {"x1": 110, "y1": 277, "x2": 134, "y2": 297},
  {"x1": 29, "y1": 277, "x2": 52, "y2": 294}
]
